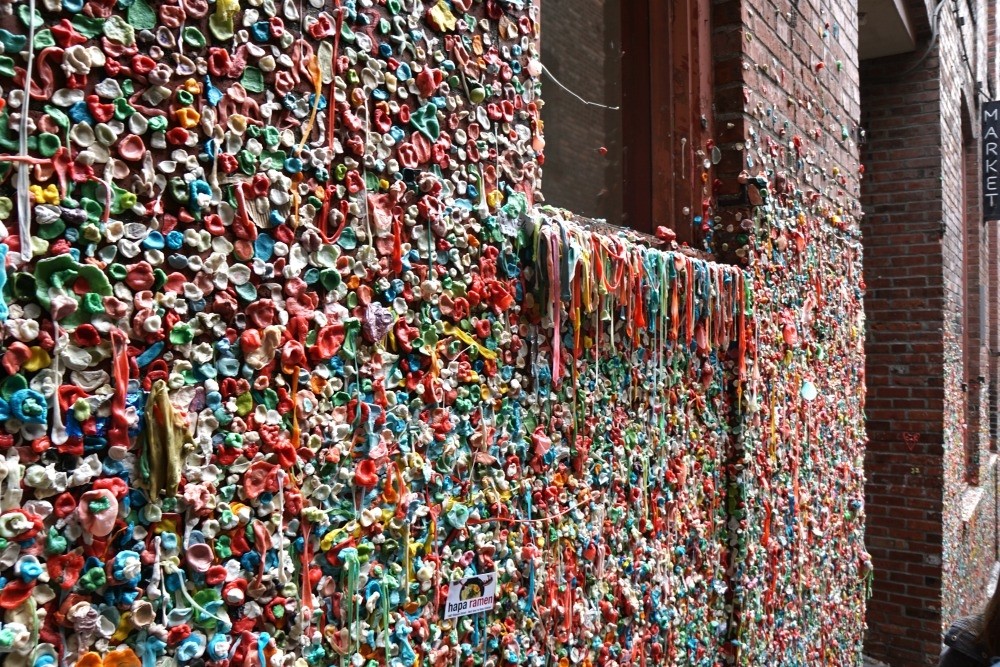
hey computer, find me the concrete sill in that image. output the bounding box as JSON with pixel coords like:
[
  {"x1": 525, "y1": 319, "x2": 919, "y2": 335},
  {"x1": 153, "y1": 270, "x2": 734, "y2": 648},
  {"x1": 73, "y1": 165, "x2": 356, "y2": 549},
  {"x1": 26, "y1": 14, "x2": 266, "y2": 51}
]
[
  {"x1": 538, "y1": 207, "x2": 717, "y2": 262},
  {"x1": 960, "y1": 454, "x2": 997, "y2": 524},
  {"x1": 960, "y1": 484, "x2": 985, "y2": 525}
]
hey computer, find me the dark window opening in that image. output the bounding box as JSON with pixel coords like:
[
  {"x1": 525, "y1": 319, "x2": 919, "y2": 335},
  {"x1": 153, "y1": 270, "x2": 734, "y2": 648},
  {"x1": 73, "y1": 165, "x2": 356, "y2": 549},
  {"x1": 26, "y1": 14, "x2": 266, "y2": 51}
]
[
  {"x1": 539, "y1": 0, "x2": 623, "y2": 223},
  {"x1": 540, "y1": 0, "x2": 713, "y2": 243}
]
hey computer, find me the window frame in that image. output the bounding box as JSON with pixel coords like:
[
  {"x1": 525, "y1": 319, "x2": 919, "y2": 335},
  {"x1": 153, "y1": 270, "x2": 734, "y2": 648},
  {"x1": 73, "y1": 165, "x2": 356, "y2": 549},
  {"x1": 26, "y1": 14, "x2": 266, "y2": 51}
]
[{"x1": 622, "y1": 0, "x2": 715, "y2": 241}]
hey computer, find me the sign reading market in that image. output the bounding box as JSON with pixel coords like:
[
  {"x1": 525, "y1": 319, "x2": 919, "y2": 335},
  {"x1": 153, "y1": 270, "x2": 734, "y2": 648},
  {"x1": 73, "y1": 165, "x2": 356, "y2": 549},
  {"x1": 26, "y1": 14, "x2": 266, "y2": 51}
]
[{"x1": 984, "y1": 101, "x2": 1000, "y2": 219}]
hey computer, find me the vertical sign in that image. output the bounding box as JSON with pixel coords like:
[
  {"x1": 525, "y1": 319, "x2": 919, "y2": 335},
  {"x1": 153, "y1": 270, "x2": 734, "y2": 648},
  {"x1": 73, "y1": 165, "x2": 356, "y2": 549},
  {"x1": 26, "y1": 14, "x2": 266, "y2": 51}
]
[{"x1": 983, "y1": 101, "x2": 1000, "y2": 219}]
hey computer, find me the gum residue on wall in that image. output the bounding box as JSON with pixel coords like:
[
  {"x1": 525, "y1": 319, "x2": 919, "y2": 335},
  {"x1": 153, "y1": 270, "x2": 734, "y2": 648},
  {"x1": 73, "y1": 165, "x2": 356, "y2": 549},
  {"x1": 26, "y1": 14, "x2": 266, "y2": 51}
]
[{"x1": 0, "y1": 0, "x2": 869, "y2": 665}]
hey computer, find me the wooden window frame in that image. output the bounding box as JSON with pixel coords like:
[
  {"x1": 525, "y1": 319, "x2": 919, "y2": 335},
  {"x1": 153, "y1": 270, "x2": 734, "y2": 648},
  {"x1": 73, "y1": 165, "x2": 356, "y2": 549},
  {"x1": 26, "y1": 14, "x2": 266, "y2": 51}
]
[{"x1": 622, "y1": 0, "x2": 714, "y2": 242}]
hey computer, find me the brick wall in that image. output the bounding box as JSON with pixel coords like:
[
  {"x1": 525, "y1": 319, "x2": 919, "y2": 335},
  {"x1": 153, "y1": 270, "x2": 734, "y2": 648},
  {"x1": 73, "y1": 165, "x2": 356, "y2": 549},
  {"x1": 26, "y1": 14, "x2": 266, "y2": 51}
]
[
  {"x1": 710, "y1": 0, "x2": 871, "y2": 660},
  {"x1": 711, "y1": 0, "x2": 861, "y2": 264},
  {"x1": 860, "y1": 42, "x2": 949, "y2": 665},
  {"x1": 861, "y1": 0, "x2": 1000, "y2": 663}
]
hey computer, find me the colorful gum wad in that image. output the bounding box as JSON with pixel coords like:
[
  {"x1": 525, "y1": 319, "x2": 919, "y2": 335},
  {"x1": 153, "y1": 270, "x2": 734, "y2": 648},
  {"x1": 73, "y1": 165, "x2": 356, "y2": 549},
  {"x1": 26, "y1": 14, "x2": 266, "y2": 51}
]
[{"x1": 0, "y1": 0, "x2": 868, "y2": 666}]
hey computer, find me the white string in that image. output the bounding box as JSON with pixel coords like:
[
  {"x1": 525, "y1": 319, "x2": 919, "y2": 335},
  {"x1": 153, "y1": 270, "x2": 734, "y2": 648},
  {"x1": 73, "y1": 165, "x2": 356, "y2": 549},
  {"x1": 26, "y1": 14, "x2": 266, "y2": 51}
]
[
  {"x1": 276, "y1": 469, "x2": 287, "y2": 584},
  {"x1": 540, "y1": 63, "x2": 620, "y2": 111},
  {"x1": 17, "y1": 0, "x2": 38, "y2": 263}
]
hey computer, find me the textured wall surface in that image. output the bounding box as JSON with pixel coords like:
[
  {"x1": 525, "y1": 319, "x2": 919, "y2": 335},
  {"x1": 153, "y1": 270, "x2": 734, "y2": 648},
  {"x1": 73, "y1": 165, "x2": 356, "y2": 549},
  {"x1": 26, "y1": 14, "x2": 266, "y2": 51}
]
[
  {"x1": 860, "y1": 36, "x2": 951, "y2": 664},
  {"x1": 861, "y1": 0, "x2": 1000, "y2": 662},
  {"x1": 0, "y1": 0, "x2": 868, "y2": 666},
  {"x1": 710, "y1": 0, "x2": 871, "y2": 660}
]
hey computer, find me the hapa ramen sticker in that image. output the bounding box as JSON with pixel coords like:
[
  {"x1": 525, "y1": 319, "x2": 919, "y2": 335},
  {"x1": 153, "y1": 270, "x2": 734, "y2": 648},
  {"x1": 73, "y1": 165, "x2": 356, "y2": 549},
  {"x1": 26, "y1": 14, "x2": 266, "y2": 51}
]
[{"x1": 444, "y1": 573, "x2": 498, "y2": 620}]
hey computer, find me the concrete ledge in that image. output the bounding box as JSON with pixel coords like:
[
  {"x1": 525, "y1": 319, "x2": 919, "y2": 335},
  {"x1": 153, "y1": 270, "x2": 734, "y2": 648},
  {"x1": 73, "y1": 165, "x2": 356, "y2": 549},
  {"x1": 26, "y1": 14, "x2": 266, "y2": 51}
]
[
  {"x1": 961, "y1": 454, "x2": 999, "y2": 524},
  {"x1": 961, "y1": 483, "x2": 985, "y2": 524}
]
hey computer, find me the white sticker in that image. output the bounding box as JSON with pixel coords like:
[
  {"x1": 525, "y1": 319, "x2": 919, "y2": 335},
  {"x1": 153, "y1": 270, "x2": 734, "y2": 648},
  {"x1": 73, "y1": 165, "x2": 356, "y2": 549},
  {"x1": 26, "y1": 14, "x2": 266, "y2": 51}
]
[{"x1": 443, "y1": 572, "x2": 497, "y2": 620}]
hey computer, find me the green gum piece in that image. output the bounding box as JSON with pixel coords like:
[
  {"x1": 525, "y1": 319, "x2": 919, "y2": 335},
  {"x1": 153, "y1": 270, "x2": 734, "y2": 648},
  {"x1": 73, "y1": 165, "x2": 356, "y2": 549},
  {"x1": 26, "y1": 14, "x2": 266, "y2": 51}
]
[
  {"x1": 33, "y1": 29, "x2": 54, "y2": 50},
  {"x1": 114, "y1": 98, "x2": 136, "y2": 120},
  {"x1": 169, "y1": 323, "x2": 193, "y2": 345},
  {"x1": 88, "y1": 497, "x2": 111, "y2": 513},
  {"x1": 152, "y1": 268, "x2": 167, "y2": 290},
  {"x1": 235, "y1": 392, "x2": 253, "y2": 416},
  {"x1": 81, "y1": 292, "x2": 104, "y2": 314},
  {"x1": 262, "y1": 388, "x2": 278, "y2": 410},
  {"x1": 0, "y1": 57, "x2": 15, "y2": 79},
  {"x1": 37, "y1": 219, "x2": 66, "y2": 240},
  {"x1": 17, "y1": 5, "x2": 43, "y2": 29},
  {"x1": 340, "y1": 20, "x2": 355, "y2": 42},
  {"x1": 44, "y1": 106, "x2": 70, "y2": 130},
  {"x1": 237, "y1": 150, "x2": 259, "y2": 175},
  {"x1": 235, "y1": 282, "x2": 257, "y2": 302},
  {"x1": 336, "y1": 227, "x2": 357, "y2": 250},
  {"x1": 111, "y1": 186, "x2": 137, "y2": 214},
  {"x1": 71, "y1": 16, "x2": 106, "y2": 38},
  {"x1": 79, "y1": 567, "x2": 106, "y2": 592},
  {"x1": 262, "y1": 125, "x2": 280, "y2": 148},
  {"x1": 127, "y1": 0, "x2": 156, "y2": 30},
  {"x1": 319, "y1": 269, "x2": 340, "y2": 290},
  {"x1": 147, "y1": 115, "x2": 168, "y2": 132},
  {"x1": 342, "y1": 319, "x2": 361, "y2": 359},
  {"x1": 9, "y1": 273, "x2": 35, "y2": 300},
  {"x1": 332, "y1": 391, "x2": 349, "y2": 406},
  {"x1": 0, "y1": 113, "x2": 19, "y2": 151},
  {"x1": 0, "y1": 374, "x2": 27, "y2": 401},
  {"x1": 168, "y1": 178, "x2": 188, "y2": 203},
  {"x1": 260, "y1": 150, "x2": 287, "y2": 170},
  {"x1": 176, "y1": 89, "x2": 194, "y2": 106},
  {"x1": 410, "y1": 103, "x2": 441, "y2": 141},
  {"x1": 182, "y1": 26, "x2": 207, "y2": 48},
  {"x1": 107, "y1": 263, "x2": 127, "y2": 281},
  {"x1": 45, "y1": 528, "x2": 67, "y2": 555},
  {"x1": 215, "y1": 536, "x2": 232, "y2": 559},
  {"x1": 34, "y1": 255, "x2": 111, "y2": 323},
  {"x1": 37, "y1": 133, "x2": 60, "y2": 158}
]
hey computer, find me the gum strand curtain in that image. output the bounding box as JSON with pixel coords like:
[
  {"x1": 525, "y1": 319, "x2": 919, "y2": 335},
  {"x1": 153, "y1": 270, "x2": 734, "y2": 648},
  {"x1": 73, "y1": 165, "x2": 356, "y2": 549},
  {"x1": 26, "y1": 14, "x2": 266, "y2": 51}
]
[{"x1": 0, "y1": 0, "x2": 870, "y2": 666}]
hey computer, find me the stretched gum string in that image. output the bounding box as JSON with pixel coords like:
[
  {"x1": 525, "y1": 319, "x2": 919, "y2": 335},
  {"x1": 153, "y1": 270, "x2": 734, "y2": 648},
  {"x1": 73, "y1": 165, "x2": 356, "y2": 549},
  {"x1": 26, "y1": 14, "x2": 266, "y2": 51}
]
[
  {"x1": 108, "y1": 329, "x2": 130, "y2": 449},
  {"x1": 547, "y1": 228, "x2": 560, "y2": 384},
  {"x1": 49, "y1": 325, "x2": 67, "y2": 445},
  {"x1": 325, "y1": 0, "x2": 344, "y2": 153},
  {"x1": 15, "y1": 0, "x2": 37, "y2": 263}
]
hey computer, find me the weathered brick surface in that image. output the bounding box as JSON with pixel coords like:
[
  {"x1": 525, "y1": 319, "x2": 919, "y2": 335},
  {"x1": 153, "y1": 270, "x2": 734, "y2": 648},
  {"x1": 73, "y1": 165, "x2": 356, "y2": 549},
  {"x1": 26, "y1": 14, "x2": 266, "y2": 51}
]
[{"x1": 861, "y1": 0, "x2": 1000, "y2": 664}]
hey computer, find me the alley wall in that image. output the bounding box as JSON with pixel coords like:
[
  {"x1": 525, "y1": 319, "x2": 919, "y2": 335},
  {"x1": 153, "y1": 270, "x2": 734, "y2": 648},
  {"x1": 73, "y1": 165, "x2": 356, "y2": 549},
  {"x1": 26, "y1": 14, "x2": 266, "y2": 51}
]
[{"x1": 0, "y1": 1, "x2": 870, "y2": 666}]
